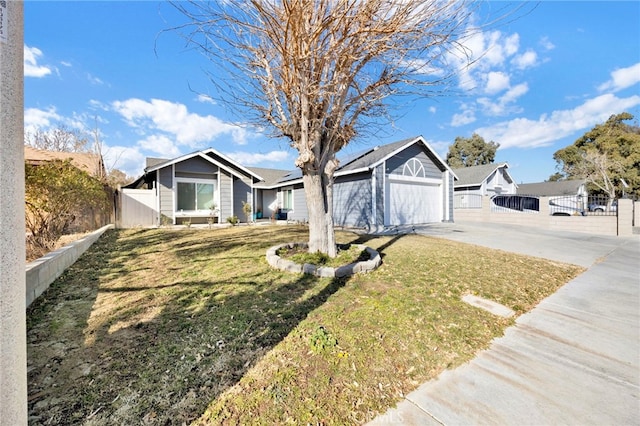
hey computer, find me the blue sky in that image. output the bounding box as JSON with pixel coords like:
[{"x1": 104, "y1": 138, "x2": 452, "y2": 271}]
[{"x1": 24, "y1": 1, "x2": 640, "y2": 183}]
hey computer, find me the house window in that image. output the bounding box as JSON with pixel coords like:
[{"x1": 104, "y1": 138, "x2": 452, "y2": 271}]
[
  {"x1": 176, "y1": 179, "x2": 216, "y2": 213},
  {"x1": 281, "y1": 188, "x2": 293, "y2": 209},
  {"x1": 402, "y1": 158, "x2": 426, "y2": 178}
]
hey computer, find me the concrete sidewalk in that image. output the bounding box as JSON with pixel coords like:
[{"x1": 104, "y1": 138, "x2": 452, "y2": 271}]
[{"x1": 369, "y1": 222, "x2": 640, "y2": 425}]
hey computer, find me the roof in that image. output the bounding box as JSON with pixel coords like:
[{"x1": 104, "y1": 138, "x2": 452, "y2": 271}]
[
  {"x1": 146, "y1": 157, "x2": 169, "y2": 169},
  {"x1": 129, "y1": 136, "x2": 456, "y2": 189},
  {"x1": 144, "y1": 148, "x2": 264, "y2": 181},
  {"x1": 247, "y1": 167, "x2": 291, "y2": 187},
  {"x1": 24, "y1": 146, "x2": 104, "y2": 178},
  {"x1": 452, "y1": 162, "x2": 511, "y2": 188},
  {"x1": 273, "y1": 136, "x2": 456, "y2": 185},
  {"x1": 516, "y1": 180, "x2": 586, "y2": 196}
]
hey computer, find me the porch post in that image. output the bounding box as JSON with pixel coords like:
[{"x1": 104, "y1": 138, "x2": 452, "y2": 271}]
[{"x1": 0, "y1": 0, "x2": 28, "y2": 423}]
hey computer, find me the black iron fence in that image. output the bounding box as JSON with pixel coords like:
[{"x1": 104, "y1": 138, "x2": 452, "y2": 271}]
[
  {"x1": 455, "y1": 193, "x2": 621, "y2": 217},
  {"x1": 491, "y1": 194, "x2": 540, "y2": 214},
  {"x1": 586, "y1": 194, "x2": 618, "y2": 216},
  {"x1": 488, "y1": 194, "x2": 619, "y2": 217}
]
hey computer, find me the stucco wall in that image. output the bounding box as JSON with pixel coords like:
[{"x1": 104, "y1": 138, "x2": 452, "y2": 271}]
[{"x1": 454, "y1": 196, "x2": 634, "y2": 236}]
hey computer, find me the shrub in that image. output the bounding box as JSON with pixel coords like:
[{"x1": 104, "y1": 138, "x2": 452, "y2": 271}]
[{"x1": 25, "y1": 159, "x2": 109, "y2": 256}]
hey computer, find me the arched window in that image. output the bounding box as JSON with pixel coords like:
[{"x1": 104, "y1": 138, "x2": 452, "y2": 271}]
[{"x1": 402, "y1": 158, "x2": 425, "y2": 178}]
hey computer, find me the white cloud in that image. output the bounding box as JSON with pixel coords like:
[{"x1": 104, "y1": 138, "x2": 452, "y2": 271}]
[
  {"x1": 475, "y1": 93, "x2": 640, "y2": 149},
  {"x1": 101, "y1": 144, "x2": 147, "y2": 178},
  {"x1": 469, "y1": 82, "x2": 529, "y2": 117},
  {"x1": 512, "y1": 50, "x2": 538, "y2": 70},
  {"x1": 598, "y1": 62, "x2": 640, "y2": 92},
  {"x1": 87, "y1": 73, "x2": 105, "y2": 86},
  {"x1": 137, "y1": 134, "x2": 183, "y2": 158},
  {"x1": 501, "y1": 83, "x2": 529, "y2": 104},
  {"x1": 24, "y1": 106, "x2": 61, "y2": 129},
  {"x1": 24, "y1": 45, "x2": 52, "y2": 78},
  {"x1": 539, "y1": 36, "x2": 555, "y2": 51},
  {"x1": 196, "y1": 94, "x2": 216, "y2": 104},
  {"x1": 449, "y1": 26, "x2": 538, "y2": 99},
  {"x1": 428, "y1": 106, "x2": 437, "y2": 114},
  {"x1": 451, "y1": 107, "x2": 476, "y2": 127},
  {"x1": 462, "y1": 30, "x2": 520, "y2": 71},
  {"x1": 225, "y1": 150, "x2": 289, "y2": 166},
  {"x1": 484, "y1": 71, "x2": 510, "y2": 94},
  {"x1": 112, "y1": 98, "x2": 250, "y2": 147}
]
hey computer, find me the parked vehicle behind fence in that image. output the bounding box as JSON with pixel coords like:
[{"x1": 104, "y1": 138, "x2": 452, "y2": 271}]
[
  {"x1": 491, "y1": 194, "x2": 586, "y2": 216},
  {"x1": 589, "y1": 199, "x2": 617, "y2": 213},
  {"x1": 548, "y1": 195, "x2": 586, "y2": 216}
]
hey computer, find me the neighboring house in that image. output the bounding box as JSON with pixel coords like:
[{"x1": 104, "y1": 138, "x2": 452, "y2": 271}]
[
  {"x1": 516, "y1": 179, "x2": 588, "y2": 215},
  {"x1": 122, "y1": 136, "x2": 457, "y2": 229},
  {"x1": 452, "y1": 162, "x2": 517, "y2": 196},
  {"x1": 24, "y1": 146, "x2": 106, "y2": 178},
  {"x1": 516, "y1": 179, "x2": 587, "y2": 197},
  {"x1": 24, "y1": 146, "x2": 112, "y2": 232}
]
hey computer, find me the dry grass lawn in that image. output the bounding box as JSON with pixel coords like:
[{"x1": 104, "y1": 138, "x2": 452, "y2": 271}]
[{"x1": 26, "y1": 226, "x2": 583, "y2": 425}]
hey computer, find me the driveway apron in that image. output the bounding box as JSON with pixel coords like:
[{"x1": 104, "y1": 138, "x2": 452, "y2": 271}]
[{"x1": 369, "y1": 222, "x2": 640, "y2": 425}]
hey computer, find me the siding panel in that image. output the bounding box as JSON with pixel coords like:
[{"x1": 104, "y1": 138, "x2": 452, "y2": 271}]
[
  {"x1": 333, "y1": 173, "x2": 372, "y2": 228},
  {"x1": 219, "y1": 170, "x2": 232, "y2": 220},
  {"x1": 233, "y1": 177, "x2": 252, "y2": 222},
  {"x1": 385, "y1": 144, "x2": 442, "y2": 179},
  {"x1": 375, "y1": 165, "x2": 384, "y2": 227},
  {"x1": 175, "y1": 156, "x2": 218, "y2": 174},
  {"x1": 291, "y1": 184, "x2": 308, "y2": 222},
  {"x1": 158, "y1": 166, "x2": 173, "y2": 223}
]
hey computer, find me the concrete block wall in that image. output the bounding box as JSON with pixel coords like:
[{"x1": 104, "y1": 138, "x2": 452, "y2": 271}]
[
  {"x1": 25, "y1": 224, "x2": 113, "y2": 308},
  {"x1": 617, "y1": 199, "x2": 634, "y2": 236},
  {"x1": 454, "y1": 196, "x2": 632, "y2": 237}
]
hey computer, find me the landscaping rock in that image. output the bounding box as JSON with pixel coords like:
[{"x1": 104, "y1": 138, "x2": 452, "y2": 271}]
[{"x1": 266, "y1": 243, "x2": 381, "y2": 277}]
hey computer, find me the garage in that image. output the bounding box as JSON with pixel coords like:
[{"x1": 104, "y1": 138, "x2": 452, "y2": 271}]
[{"x1": 387, "y1": 177, "x2": 442, "y2": 225}]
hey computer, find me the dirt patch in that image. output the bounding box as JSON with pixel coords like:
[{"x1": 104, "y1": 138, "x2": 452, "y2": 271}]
[{"x1": 26, "y1": 232, "x2": 90, "y2": 262}]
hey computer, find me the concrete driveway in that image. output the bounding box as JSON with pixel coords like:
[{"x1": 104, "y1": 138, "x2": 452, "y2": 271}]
[{"x1": 369, "y1": 222, "x2": 640, "y2": 425}]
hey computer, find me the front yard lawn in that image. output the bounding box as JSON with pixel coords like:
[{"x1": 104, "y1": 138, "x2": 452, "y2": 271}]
[{"x1": 26, "y1": 226, "x2": 583, "y2": 425}]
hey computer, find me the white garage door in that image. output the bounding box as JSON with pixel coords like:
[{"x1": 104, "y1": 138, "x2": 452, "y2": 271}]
[{"x1": 388, "y1": 179, "x2": 442, "y2": 225}]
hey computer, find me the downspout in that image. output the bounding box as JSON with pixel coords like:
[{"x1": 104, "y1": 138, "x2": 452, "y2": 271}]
[
  {"x1": 371, "y1": 167, "x2": 376, "y2": 232},
  {"x1": 444, "y1": 170, "x2": 450, "y2": 222}
]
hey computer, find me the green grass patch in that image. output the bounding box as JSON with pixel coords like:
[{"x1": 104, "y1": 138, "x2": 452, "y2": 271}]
[{"x1": 26, "y1": 226, "x2": 583, "y2": 425}]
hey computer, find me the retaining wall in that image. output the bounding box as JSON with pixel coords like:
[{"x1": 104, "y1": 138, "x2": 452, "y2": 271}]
[
  {"x1": 454, "y1": 197, "x2": 635, "y2": 237},
  {"x1": 25, "y1": 224, "x2": 113, "y2": 308}
]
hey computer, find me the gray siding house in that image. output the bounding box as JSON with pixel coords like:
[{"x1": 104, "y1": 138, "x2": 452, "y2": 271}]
[
  {"x1": 122, "y1": 136, "x2": 457, "y2": 229},
  {"x1": 452, "y1": 162, "x2": 517, "y2": 196},
  {"x1": 125, "y1": 150, "x2": 264, "y2": 225}
]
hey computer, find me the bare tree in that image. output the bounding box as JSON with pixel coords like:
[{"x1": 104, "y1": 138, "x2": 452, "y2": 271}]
[
  {"x1": 572, "y1": 151, "x2": 623, "y2": 208},
  {"x1": 171, "y1": 0, "x2": 514, "y2": 256},
  {"x1": 25, "y1": 124, "x2": 89, "y2": 152}
]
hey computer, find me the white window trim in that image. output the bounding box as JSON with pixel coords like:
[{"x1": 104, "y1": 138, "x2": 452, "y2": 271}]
[
  {"x1": 175, "y1": 176, "x2": 219, "y2": 216},
  {"x1": 387, "y1": 174, "x2": 441, "y2": 185},
  {"x1": 402, "y1": 158, "x2": 426, "y2": 178}
]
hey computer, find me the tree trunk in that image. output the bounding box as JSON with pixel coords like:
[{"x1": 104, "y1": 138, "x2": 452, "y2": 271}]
[{"x1": 302, "y1": 169, "x2": 337, "y2": 257}]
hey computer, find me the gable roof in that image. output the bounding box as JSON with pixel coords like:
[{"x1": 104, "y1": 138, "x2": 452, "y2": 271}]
[
  {"x1": 248, "y1": 167, "x2": 291, "y2": 187},
  {"x1": 273, "y1": 136, "x2": 456, "y2": 185},
  {"x1": 516, "y1": 179, "x2": 586, "y2": 196},
  {"x1": 24, "y1": 146, "x2": 104, "y2": 178},
  {"x1": 144, "y1": 147, "x2": 264, "y2": 181},
  {"x1": 452, "y1": 162, "x2": 512, "y2": 188},
  {"x1": 129, "y1": 136, "x2": 456, "y2": 189}
]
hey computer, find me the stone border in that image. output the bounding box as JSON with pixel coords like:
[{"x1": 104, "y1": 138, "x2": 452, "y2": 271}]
[{"x1": 266, "y1": 242, "x2": 382, "y2": 278}]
